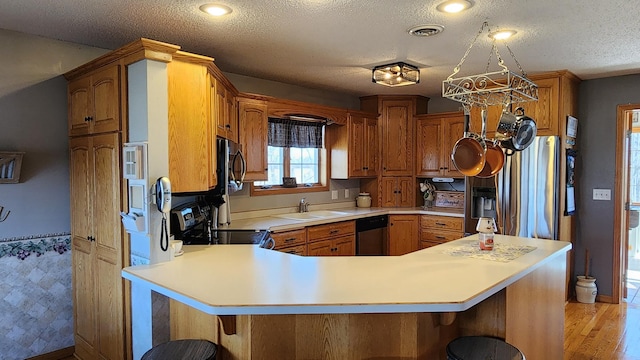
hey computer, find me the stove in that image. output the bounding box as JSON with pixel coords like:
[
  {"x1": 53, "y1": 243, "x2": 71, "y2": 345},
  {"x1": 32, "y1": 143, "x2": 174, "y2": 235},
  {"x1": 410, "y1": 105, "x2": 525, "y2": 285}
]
[{"x1": 170, "y1": 202, "x2": 272, "y2": 247}]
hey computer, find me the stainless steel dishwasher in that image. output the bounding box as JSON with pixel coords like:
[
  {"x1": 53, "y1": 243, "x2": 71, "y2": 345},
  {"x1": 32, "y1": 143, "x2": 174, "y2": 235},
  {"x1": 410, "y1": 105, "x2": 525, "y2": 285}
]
[{"x1": 355, "y1": 215, "x2": 388, "y2": 255}]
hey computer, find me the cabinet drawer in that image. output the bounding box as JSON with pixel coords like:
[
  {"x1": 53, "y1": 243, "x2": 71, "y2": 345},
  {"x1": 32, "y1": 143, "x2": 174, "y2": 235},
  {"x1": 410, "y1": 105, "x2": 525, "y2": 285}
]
[
  {"x1": 276, "y1": 244, "x2": 307, "y2": 256},
  {"x1": 420, "y1": 215, "x2": 463, "y2": 231},
  {"x1": 307, "y1": 221, "x2": 355, "y2": 242},
  {"x1": 270, "y1": 229, "x2": 306, "y2": 248},
  {"x1": 420, "y1": 229, "x2": 462, "y2": 243},
  {"x1": 419, "y1": 240, "x2": 442, "y2": 249}
]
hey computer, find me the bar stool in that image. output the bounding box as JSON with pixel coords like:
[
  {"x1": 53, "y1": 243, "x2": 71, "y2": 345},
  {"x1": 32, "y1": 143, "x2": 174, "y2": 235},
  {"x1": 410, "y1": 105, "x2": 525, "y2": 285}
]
[
  {"x1": 141, "y1": 339, "x2": 217, "y2": 360},
  {"x1": 446, "y1": 336, "x2": 524, "y2": 360}
]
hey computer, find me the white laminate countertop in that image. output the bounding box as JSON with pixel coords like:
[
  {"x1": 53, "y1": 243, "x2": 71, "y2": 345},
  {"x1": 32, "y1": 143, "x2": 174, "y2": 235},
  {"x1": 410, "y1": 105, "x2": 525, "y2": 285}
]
[
  {"x1": 122, "y1": 235, "x2": 571, "y2": 315},
  {"x1": 218, "y1": 206, "x2": 464, "y2": 232}
]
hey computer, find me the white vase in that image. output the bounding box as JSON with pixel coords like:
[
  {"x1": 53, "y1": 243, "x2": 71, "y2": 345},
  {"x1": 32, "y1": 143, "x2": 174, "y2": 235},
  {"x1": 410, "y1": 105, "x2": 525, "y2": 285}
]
[{"x1": 576, "y1": 276, "x2": 597, "y2": 303}]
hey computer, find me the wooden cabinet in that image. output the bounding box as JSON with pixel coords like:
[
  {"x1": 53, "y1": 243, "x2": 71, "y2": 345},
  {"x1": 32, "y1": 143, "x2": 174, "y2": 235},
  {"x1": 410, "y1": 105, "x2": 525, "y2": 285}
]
[
  {"x1": 415, "y1": 112, "x2": 465, "y2": 178},
  {"x1": 380, "y1": 99, "x2": 414, "y2": 176},
  {"x1": 167, "y1": 61, "x2": 216, "y2": 193},
  {"x1": 238, "y1": 97, "x2": 269, "y2": 181},
  {"x1": 419, "y1": 215, "x2": 464, "y2": 249},
  {"x1": 468, "y1": 71, "x2": 577, "y2": 138},
  {"x1": 388, "y1": 215, "x2": 419, "y2": 255},
  {"x1": 213, "y1": 75, "x2": 238, "y2": 142},
  {"x1": 69, "y1": 133, "x2": 125, "y2": 360},
  {"x1": 307, "y1": 221, "x2": 355, "y2": 256},
  {"x1": 68, "y1": 65, "x2": 121, "y2": 136},
  {"x1": 381, "y1": 177, "x2": 414, "y2": 207},
  {"x1": 330, "y1": 111, "x2": 378, "y2": 179},
  {"x1": 270, "y1": 228, "x2": 307, "y2": 255}
]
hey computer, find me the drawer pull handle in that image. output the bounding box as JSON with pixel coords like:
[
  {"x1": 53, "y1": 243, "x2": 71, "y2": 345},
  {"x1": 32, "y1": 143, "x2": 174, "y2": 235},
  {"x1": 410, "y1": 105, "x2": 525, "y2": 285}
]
[
  {"x1": 435, "y1": 222, "x2": 447, "y2": 226},
  {"x1": 329, "y1": 229, "x2": 339, "y2": 234},
  {"x1": 285, "y1": 237, "x2": 296, "y2": 242},
  {"x1": 435, "y1": 236, "x2": 446, "y2": 240}
]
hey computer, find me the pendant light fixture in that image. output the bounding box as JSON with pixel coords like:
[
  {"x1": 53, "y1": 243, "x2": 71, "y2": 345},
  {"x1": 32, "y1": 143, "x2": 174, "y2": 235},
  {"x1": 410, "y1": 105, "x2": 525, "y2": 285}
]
[{"x1": 372, "y1": 62, "x2": 420, "y2": 87}]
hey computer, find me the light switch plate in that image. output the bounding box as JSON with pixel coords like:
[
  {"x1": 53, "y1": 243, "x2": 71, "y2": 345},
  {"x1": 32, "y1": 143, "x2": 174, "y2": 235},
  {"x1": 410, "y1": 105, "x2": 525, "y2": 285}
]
[
  {"x1": 344, "y1": 189, "x2": 350, "y2": 198},
  {"x1": 593, "y1": 188, "x2": 611, "y2": 201},
  {"x1": 331, "y1": 190, "x2": 338, "y2": 200}
]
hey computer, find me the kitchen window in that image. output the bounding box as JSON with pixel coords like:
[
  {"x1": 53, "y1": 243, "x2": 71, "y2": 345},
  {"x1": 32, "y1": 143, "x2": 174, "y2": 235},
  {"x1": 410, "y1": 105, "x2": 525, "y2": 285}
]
[{"x1": 251, "y1": 117, "x2": 329, "y2": 195}]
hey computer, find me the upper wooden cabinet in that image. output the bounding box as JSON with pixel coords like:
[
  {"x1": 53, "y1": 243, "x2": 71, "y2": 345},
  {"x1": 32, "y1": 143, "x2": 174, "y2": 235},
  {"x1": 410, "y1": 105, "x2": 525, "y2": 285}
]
[
  {"x1": 167, "y1": 60, "x2": 216, "y2": 193},
  {"x1": 360, "y1": 95, "x2": 429, "y2": 177},
  {"x1": 330, "y1": 111, "x2": 378, "y2": 179},
  {"x1": 415, "y1": 111, "x2": 465, "y2": 178},
  {"x1": 469, "y1": 71, "x2": 579, "y2": 138},
  {"x1": 213, "y1": 75, "x2": 238, "y2": 142},
  {"x1": 68, "y1": 65, "x2": 121, "y2": 136},
  {"x1": 238, "y1": 97, "x2": 269, "y2": 181},
  {"x1": 380, "y1": 176, "x2": 414, "y2": 208}
]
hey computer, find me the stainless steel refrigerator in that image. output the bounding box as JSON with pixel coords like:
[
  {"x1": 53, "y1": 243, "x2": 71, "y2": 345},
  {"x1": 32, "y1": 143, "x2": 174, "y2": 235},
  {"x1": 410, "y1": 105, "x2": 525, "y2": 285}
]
[{"x1": 465, "y1": 136, "x2": 561, "y2": 239}]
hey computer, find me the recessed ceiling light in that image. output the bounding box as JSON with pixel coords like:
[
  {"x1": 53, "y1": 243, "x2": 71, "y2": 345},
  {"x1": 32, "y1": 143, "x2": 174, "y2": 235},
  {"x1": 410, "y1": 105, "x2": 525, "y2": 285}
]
[
  {"x1": 436, "y1": 0, "x2": 473, "y2": 13},
  {"x1": 199, "y1": 3, "x2": 232, "y2": 16},
  {"x1": 488, "y1": 29, "x2": 517, "y2": 40}
]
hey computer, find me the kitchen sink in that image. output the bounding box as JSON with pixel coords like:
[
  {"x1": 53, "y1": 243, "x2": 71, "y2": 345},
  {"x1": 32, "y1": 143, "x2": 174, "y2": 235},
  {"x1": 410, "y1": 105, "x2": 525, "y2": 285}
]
[{"x1": 274, "y1": 210, "x2": 350, "y2": 221}]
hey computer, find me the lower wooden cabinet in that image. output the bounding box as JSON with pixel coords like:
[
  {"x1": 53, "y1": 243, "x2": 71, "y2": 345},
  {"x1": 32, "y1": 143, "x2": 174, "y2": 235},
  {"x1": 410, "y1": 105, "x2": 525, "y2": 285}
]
[
  {"x1": 419, "y1": 215, "x2": 464, "y2": 249},
  {"x1": 70, "y1": 133, "x2": 126, "y2": 360},
  {"x1": 307, "y1": 221, "x2": 355, "y2": 256},
  {"x1": 271, "y1": 228, "x2": 307, "y2": 255},
  {"x1": 388, "y1": 215, "x2": 419, "y2": 255}
]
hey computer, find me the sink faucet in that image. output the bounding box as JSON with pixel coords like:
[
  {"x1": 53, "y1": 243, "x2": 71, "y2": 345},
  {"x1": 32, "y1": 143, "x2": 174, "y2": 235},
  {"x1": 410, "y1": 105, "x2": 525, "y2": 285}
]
[{"x1": 299, "y1": 198, "x2": 309, "y2": 213}]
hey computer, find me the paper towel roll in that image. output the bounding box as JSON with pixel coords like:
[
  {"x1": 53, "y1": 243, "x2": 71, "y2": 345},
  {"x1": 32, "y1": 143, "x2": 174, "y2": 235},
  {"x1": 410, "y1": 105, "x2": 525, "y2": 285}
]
[{"x1": 218, "y1": 202, "x2": 228, "y2": 225}]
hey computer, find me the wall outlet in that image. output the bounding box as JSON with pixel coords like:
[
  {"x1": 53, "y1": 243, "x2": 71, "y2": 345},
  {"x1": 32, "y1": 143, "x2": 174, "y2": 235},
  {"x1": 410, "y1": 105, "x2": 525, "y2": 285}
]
[
  {"x1": 344, "y1": 189, "x2": 350, "y2": 198},
  {"x1": 593, "y1": 188, "x2": 611, "y2": 201},
  {"x1": 331, "y1": 190, "x2": 338, "y2": 200}
]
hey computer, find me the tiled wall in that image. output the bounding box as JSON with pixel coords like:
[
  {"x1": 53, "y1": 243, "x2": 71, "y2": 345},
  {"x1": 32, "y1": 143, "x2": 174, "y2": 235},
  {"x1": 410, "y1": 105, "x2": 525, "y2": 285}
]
[{"x1": 0, "y1": 234, "x2": 73, "y2": 359}]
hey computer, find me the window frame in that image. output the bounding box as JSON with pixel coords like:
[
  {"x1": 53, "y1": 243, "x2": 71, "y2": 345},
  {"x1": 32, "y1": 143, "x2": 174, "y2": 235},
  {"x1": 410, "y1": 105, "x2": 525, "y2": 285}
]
[{"x1": 250, "y1": 146, "x2": 329, "y2": 196}]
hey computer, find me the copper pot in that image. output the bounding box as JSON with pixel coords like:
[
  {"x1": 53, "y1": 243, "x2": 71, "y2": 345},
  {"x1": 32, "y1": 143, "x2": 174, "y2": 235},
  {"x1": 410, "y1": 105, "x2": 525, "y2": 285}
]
[
  {"x1": 476, "y1": 108, "x2": 504, "y2": 178},
  {"x1": 451, "y1": 113, "x2": 486, "y2": 177}
]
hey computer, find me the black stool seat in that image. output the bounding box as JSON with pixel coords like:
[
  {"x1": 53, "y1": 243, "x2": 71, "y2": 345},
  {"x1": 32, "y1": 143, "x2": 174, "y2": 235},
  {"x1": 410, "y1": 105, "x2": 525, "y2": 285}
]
[
  {"x1": 141, "y1": 339, "x2": 217, "y2": 360},
  {"x1": 446, "y1": 336, "x2": 524, "y2": 360}
]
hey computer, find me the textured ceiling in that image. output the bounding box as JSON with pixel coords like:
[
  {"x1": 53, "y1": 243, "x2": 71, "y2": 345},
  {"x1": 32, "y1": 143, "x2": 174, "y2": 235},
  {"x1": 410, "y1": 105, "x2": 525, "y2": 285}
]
[{"x1": 1, "y1": 0, "x2": 640, "y2": 98}]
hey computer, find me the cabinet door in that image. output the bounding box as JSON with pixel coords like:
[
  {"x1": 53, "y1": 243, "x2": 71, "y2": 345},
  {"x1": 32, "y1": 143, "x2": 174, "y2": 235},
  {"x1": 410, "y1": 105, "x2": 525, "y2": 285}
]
[
  {"x1": 214, "y1": 78, "x2": 229, "y2": 138},
  {"x1": 443, "y1": 115, "x2": 465, "y2": 178},
  {"x1": 416, "y1": 118, "x2": 443, "y2": 176},
  {"x1": 381, "y1": 100, "x2": 413, "y2": 176},
  {"x1": 381, "y1": 177, "x2": 398, "y2": 207},
  {"x1": 397, "y1": 177, "x2": 414, "y2": 207},
  {"x1": 388, "y1": 215, "x2": 419, "y2": 255},
  {"x1": 349, "y1": 115, "x2": 367, "y2": 177},
  {"x1": 238, "y1": 98, "x2": 268, "y2": 181},
  {"x1": 363, "y1": 117, "x2": 378, "y2": 176},
  {"x1": 91, "y1": 133, "x2": 125, "y2": 359},
  {"x1": 519, "y1": 77, "x2": 559, "y2": 136},
  {"x1": 307, "y1": 239, "x2": 334, "y2": 256},
  {"x1": 68, "y1": 76, "x2": 92, "y2": 136},
  {"x1": 334, "y1": 235, "x2": 356, "y2": 256},
  {"x1": 91, "y1": 65, "x2": 120, "y2": 134},
  {"x1": 69, "y1": 137, "x2": 97, "y2": 357},
  {"x1": 226, "y1": 89, "x2": 239, "y2": 143}
]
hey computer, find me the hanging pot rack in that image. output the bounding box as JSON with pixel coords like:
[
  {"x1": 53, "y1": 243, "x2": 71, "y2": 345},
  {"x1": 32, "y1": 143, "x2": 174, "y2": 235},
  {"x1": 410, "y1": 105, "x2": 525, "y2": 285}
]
[{"x1": 442, "y1": 21, "x2": 538, "y2": 112}]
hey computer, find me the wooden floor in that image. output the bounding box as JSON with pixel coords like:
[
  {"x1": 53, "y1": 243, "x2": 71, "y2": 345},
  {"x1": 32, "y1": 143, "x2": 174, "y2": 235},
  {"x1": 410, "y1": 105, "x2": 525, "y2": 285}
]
[{"x1": 565, "y1": 297, "x2": 640, "y2": 359}]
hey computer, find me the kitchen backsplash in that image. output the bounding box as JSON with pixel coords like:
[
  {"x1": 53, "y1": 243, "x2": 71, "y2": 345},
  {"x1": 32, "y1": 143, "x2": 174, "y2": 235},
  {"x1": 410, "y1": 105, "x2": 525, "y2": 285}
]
[{"x1": 0, "y1": 233, "x2": 73, "y2": 359}]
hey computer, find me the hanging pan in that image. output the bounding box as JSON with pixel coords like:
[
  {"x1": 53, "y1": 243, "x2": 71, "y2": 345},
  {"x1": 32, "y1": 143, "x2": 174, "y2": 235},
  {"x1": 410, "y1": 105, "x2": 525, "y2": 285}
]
[
  {"x1": 476, "y1": 109, "x2": 505, "y2": 178},
  {"x1": 496, "y1": 107, "x2": 537, "y2": 155},
  {"x1": 451, "y1": 111, "x2": 486, "y2": 177}
]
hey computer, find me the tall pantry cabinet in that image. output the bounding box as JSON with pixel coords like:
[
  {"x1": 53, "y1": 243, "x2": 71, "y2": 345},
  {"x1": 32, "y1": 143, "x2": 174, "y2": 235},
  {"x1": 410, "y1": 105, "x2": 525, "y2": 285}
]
[
  {"x1": 66, "y1": 61, "x2": 129, "y2": 360},
  {"x1": 359, "y1": 95, "x2": 429, "y2": 207}
]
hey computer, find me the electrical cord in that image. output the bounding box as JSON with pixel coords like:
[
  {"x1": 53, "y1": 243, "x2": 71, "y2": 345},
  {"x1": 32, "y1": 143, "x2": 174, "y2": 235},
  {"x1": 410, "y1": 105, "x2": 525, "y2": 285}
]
[{"x1": 160, "y1": 213, "x2": 169, "y2": 251}]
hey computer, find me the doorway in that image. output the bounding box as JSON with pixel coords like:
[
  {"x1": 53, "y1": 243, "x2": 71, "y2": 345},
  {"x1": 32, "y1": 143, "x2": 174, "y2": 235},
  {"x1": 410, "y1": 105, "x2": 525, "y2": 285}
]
[{"x1": 614, "y1": 104, "x2": 640, "y2": 303}]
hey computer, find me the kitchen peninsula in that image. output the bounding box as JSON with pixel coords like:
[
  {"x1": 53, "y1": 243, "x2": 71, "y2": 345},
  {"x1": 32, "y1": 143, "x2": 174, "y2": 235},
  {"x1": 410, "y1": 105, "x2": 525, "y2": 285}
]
[{"x1": 122, "y1": 235, "x2": 570, "y2": 360}]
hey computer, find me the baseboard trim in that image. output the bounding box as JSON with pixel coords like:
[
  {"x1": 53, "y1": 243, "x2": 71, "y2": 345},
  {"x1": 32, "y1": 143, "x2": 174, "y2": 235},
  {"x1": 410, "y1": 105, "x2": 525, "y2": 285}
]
[
  {"x1": 26, "y1": 346, "x2": 75, "y2": 360},
  {"x1": 596, "y1": 294, "x2": 614, "y2": 303}
]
